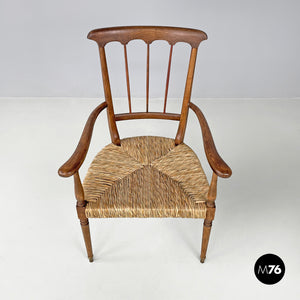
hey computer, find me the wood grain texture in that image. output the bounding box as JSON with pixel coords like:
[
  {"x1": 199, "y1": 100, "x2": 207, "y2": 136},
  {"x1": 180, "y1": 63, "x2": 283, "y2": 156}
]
[
  {"x1": 163, "y1": 45, "x2": 173, "y2": 113},
  {"x1": 88, "y1": 26, "x2": 208, "y2": 144},
  {"x1": 74, "y1": 171, "x2": 85, "y2": 203},
  {"x1": 189, "y1": 102, "x2": 232, "y2": 178},
  {"x1": 58, "y1": 102, "x2": 107, "y2": 177},
  {"x1": 80, "y1": 219, "x2": 93, "y2": 262},
  {"x1": 146, "y1": 43, "x2": 150, "y2": 112},
  {"x1": 115, "y1": 112, "x2": 180, "y2": 121},
  {"x1": 74, "y1": 171, "x2": 94, "y2": 262},
  {"x1": 200, "y1": 217, "x2": 213, "y2": 263},
  {"x1": 99, "y1": 46, "x2": 121, "y2": 145},
  {"x1": 87, "y1": 26, "x2": 207, "y2": 47},
  {"x1": 207, "y1": 172, "x2": 218, "y2": 202},
  {"x1": 200, "y1": 188, "x2": 216, "y2": 264},
  {"x1": 123, "y1": 45, "x2": 132, "y2": 113},
  {"x1": 175, "y1": 47, "x2": 198, "y2": 145},
  {"x1": 58, "y1": 26, "x2": 234, "y2": 263}
]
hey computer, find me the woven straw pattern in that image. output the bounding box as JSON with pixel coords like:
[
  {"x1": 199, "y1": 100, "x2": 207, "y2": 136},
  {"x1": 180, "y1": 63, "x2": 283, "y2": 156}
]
[{"x1": 84, "y1": 136, "x2": 209, "y2": 218}]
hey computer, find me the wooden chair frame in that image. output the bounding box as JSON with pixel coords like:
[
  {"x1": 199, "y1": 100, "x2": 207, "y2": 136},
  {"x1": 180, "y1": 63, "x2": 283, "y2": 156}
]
[{"x1": 58, "y1": 26, "x2": 232, "y2": 263}]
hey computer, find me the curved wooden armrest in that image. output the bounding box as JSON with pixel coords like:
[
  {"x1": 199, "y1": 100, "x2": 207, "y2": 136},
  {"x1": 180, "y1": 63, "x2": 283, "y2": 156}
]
[
  {"x1": 58, "y1": 102, "x2": 108, "y2": 177},
  {"x1": 189, "y1": 102, "x2": 232, "y2": 178}
]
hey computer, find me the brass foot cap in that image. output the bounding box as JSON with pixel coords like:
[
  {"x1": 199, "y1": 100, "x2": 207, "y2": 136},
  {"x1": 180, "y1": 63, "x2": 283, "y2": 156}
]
[
  {"x1": 89, "y1": 256, "x2": 94, "y2": 263},
  {"x1": 200, "y1": 257, "x2": 205, "y2": 263}
]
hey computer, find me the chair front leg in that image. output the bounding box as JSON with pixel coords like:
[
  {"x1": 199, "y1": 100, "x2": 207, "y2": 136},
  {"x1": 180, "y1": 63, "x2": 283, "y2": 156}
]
[
  {"x1": 200, "y1": 172, "x2": 217, "y2": 263},
  {"x1": 74, "y1": 172, "x2": 94, "y2": 262},
  {"x1": 200, "y1": 202, "x2": 215, "y2": 263},
  {"x1": 77, "y1": 202, "x2": 93, "y2": 262}
]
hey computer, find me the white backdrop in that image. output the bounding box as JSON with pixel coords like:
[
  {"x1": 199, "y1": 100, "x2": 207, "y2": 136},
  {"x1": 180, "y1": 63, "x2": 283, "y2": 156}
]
[{"x1": 0, "y1": 0, "x2": 299, "y2": 98}]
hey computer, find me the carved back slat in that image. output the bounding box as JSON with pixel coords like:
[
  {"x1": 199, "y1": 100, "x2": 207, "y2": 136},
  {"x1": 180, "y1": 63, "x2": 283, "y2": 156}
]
[{"x1": 88, "y1": 26, "x2": 207, "y2": 145}]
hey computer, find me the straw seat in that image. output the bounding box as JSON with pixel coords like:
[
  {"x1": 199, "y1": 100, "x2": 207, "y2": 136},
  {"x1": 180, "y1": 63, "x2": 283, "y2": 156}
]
[{"x1": 84, "y1": 136, "x2": 208, "y2": 218}]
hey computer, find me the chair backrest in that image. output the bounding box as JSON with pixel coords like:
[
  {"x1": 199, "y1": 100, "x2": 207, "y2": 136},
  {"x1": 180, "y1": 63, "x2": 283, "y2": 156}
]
[{"x1": 88, "y1": 26, "x2": 207, "y2": 146}]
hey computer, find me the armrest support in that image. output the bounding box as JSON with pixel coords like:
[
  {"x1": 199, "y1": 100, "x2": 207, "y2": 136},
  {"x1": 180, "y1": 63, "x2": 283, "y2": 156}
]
[
  {"x1": 58, "y1": 101, "x2": 107, "y2": 177},
  {"x1": 189, "y1": 102, "x2": 232, "y2": 178}
]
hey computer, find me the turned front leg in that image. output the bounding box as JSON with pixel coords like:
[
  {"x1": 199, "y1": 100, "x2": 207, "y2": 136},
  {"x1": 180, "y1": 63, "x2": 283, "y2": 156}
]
[
  {"x1": 77, "y1": 202, "x2": 93, "y2": 262},
  {"x1": 200, "y1": 172, "x2": 217, "y2": 263},
  {"x1": 74, "y1": 172, "x2": 94, "y2": 262},
  {"x1": 200, "y1": 204, "x2": 215, "y2": 263}
]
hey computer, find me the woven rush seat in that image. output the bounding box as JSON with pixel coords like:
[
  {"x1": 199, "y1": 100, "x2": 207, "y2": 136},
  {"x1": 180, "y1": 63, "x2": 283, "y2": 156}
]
[{"x1": 84, "y1": 136, "x2": 209, "y2": 218}]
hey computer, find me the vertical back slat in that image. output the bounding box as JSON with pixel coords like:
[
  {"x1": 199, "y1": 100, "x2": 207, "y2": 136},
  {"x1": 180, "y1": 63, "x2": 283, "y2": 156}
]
[
  {"x1": 123, "y1": 45, "x2": 132, "y2": 113},
  {"x1": 146, "y1": 43, "x2": 150, "y2": 112},
  {"x1": 98, "y1": 46, "x2": 120, "y2": 145},
  {"x1": 175, "y1": 47, "x2": 198, "y2": 145},
  {"x1": 89, "y1": 27, "x2": 207, "y2": 144},
  {"x1": 163, "y1": 45, "x2": 173, "y2": 113}
]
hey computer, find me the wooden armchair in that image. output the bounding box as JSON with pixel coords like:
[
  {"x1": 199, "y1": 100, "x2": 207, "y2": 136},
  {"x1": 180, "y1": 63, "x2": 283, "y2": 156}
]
[{"x1": 58, "y1": 26, "x2": 232, "y2": 263}]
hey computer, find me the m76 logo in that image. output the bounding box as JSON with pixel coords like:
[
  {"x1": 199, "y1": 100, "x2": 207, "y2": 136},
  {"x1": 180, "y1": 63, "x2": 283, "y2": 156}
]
[
  {"x1": 257, "y1": 264, "x2": 282, "y2": 274},
  {"x1": 254, "y1": 254, "x2": 285, "y2": 284}
]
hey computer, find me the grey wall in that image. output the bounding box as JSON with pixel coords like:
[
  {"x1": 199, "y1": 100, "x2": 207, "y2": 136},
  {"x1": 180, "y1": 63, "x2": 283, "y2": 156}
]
[{"x1": 0, "y1": 0, "x2": 299, "y2": 98}]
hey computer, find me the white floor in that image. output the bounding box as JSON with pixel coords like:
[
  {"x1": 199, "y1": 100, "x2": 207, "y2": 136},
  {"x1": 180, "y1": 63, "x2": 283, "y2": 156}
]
[{"x1": 0, "y1": 98, "x2": 299, "y2": 299}]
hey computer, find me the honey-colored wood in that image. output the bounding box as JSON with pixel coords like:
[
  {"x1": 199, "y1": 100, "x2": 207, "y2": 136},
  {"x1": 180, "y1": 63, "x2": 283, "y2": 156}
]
[
  {"x1": 200, "y1": 172, "x2": 217, "y2": 262},
  {"x1": 207, "y1": 172, "x2": 218, "y2": 202},
  {"x1": 189, "y1": 102, "x2": 232, "y2": 178},
  {"x1": 59, "y1": 26, "x2": 233, "y2": 263},
  {"x1": 98, "y1": 46, "x2": 120, "y2": 145},
  {"x1": 146, "y1": 43, "x2": 150, "y2": 112},
  {"x1": 74, "y1": 171, "x2": 85, "y2": 203},
  {"x1": 80, "y1": 219, "x2": 93, "y2": 262},
  {"x1": 175, "y1": 47, "x2": 198, "y2": 145},
  {"x1": 200, "y1": 217, "x2": 214, "y2": 263},
  {"x1": 88, "y1": 26, "x2": 208, "y2": 143},
  {"x1": 58, "y1": 102, "x2": 107, "y2": 177},
  {"x1": 123, "y1": 45, "x2": 132, "y2": 113},
  {"x1": 115, "y1": 112, "x2": 181, "y2": 121},
  {"x1": 163, "y1": 45, "x2": 173, "y2": 113},
  {"x1": 74, "y1": 172, "x2": 93, "y2": 262},
  {"x1": 87, "y1": 26, "x2": 207, "y2": 47}
]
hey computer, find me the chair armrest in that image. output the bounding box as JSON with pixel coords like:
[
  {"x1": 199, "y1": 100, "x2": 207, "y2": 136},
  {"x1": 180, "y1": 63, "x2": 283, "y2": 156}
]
[
  {"x1": 58, "y1": 101, "x2": 107, "y2": 177},
  {"x1": 189, "y1": 102, "x2": 232, "y2": 178}
]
